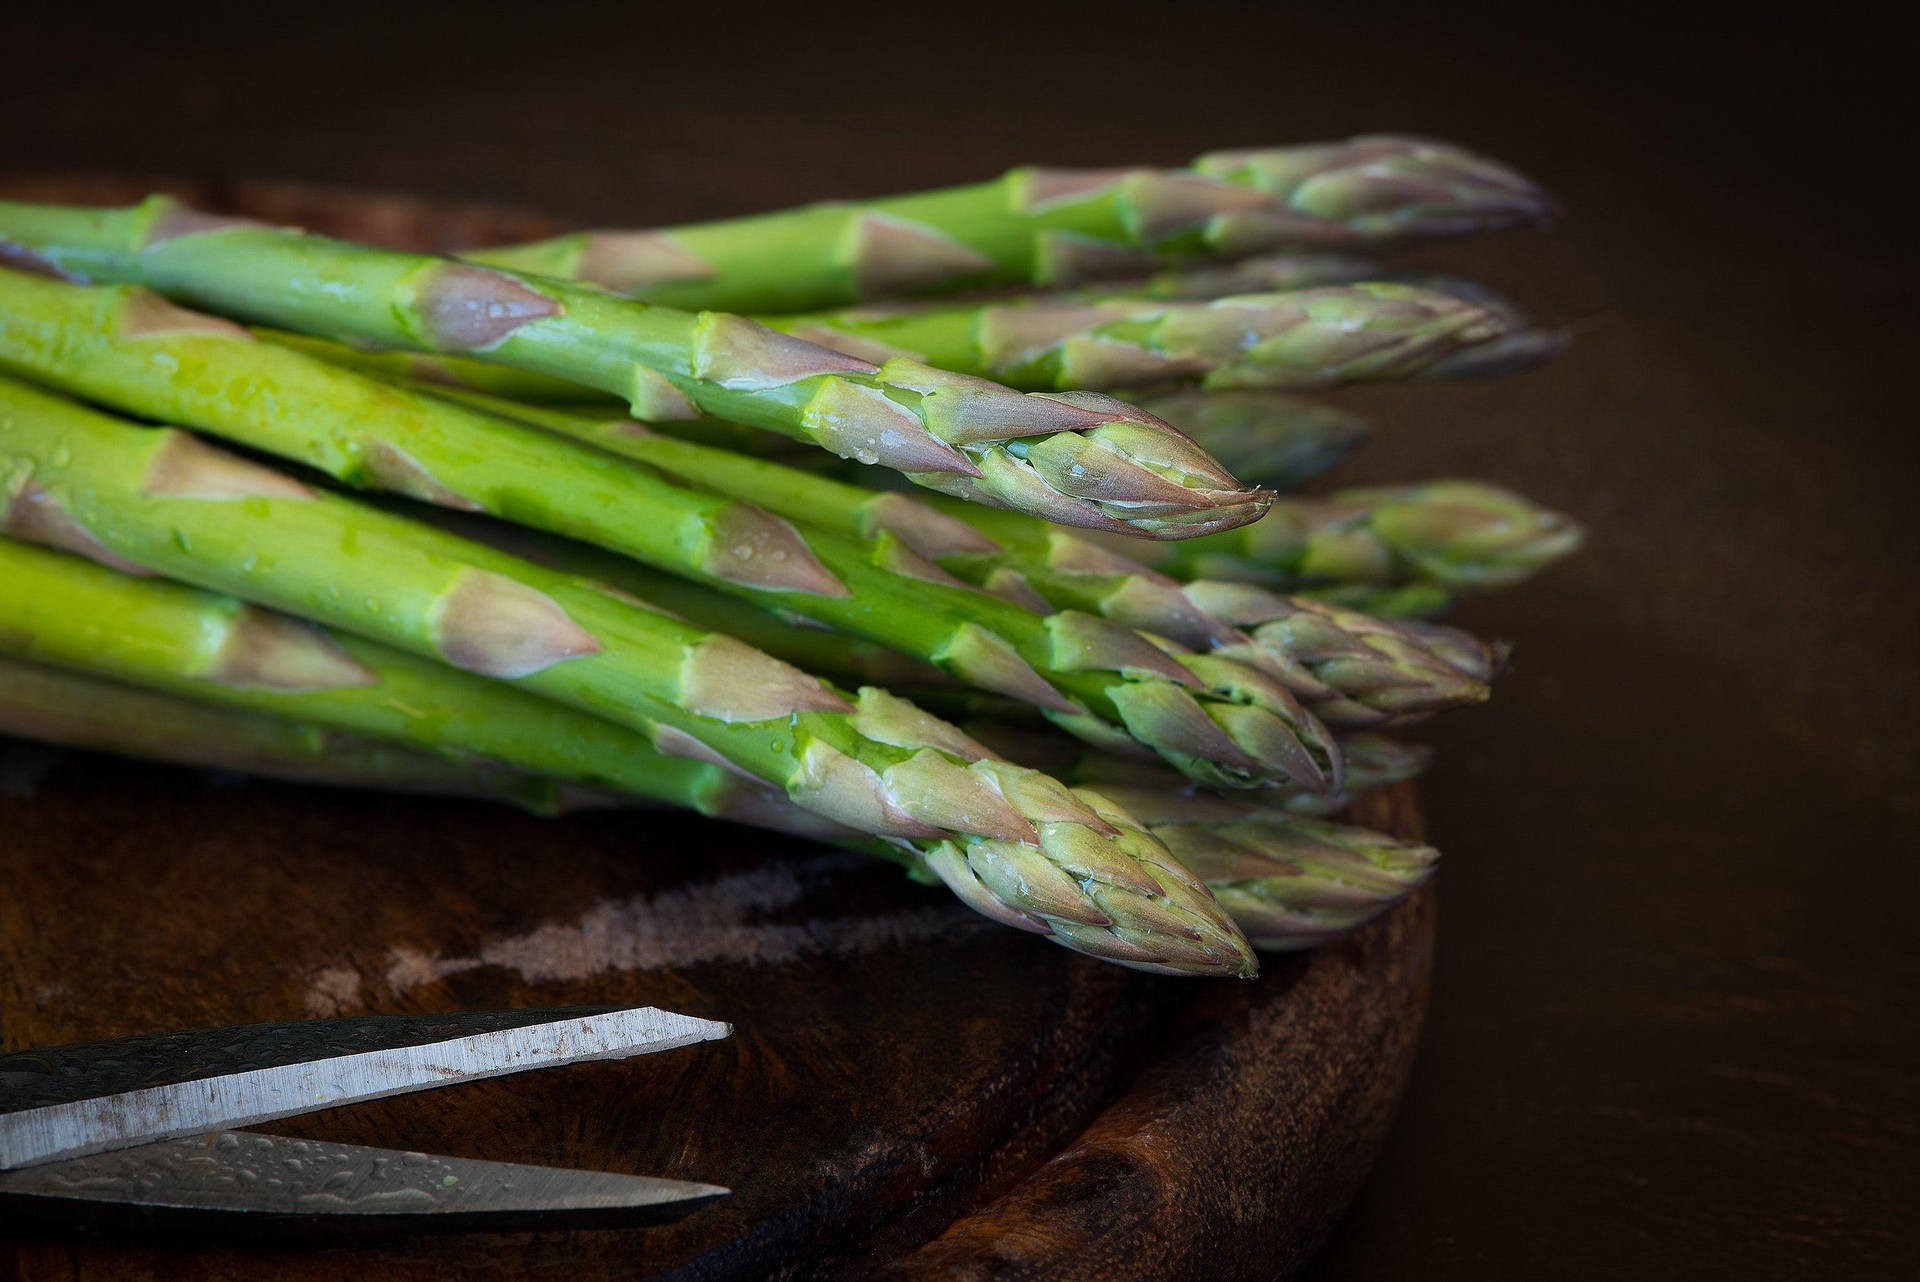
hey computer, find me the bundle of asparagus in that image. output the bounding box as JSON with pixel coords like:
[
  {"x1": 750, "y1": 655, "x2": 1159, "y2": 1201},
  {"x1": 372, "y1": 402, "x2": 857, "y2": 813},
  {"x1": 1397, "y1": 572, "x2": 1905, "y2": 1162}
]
[{"x1": 0, "y1": 136, "x2": 1580, "y2": 974}]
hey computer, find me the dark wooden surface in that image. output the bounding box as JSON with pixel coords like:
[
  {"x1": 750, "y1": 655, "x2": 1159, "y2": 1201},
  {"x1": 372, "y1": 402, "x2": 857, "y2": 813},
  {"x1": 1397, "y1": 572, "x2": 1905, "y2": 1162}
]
[
  {"x1": 3, "y1": 3, "x2": 1916, "y2": 1277},
  {"x1": 0, "y1": 745, "x2": 1432, "y2": 1280}
]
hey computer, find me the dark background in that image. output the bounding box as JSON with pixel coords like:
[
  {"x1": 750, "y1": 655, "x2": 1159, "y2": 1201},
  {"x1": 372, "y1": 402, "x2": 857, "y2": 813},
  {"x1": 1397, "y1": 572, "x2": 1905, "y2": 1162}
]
[{"x1": 3, "y1": 3, "x2": 1912, "y2": 1276}]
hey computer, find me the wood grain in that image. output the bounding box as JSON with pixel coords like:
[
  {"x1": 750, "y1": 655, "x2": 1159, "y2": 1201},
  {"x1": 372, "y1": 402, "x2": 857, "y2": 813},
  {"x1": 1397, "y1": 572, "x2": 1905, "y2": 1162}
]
[{"x1": 0, "y1": 180, "x2": 1434, "y2": 1280}]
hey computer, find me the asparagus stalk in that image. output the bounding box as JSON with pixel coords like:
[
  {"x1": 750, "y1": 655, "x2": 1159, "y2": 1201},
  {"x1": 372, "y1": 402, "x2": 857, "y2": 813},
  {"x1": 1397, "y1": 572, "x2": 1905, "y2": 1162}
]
[
  {"x1": 1127, "y1": 390, "x2": 1372, "y2": 492},
  {"x1": 0, "y1": 655, "x2": 599, "y2": 814},
  {"x1": 894, "y1": 493, "x2": 1502, "y2": 724},
  {"x1": 1060, "y1": 252, "x2": 1383, "y2": 301},
  {"x1": 0, "y1": 273, "x2": 1338, "y2": 789},
  {"x1": 0, "y1": 375, "x2": 1259, "y2": 848},
  {"x1": 767, "y1": 283, "x2": 1514, "y2": 393},
  {"x1": 1294, "y1": 584, "x2": 1461, "y2": 620},
  {"x1": 256, "y1": 260, "x2": 1562, "y2": 411},
  {"x1": 0, "y1": 651, "x2": 1424, "y2": 953},
  {"x1": 443, "y1": 498, "x2": 1341, "y2": 794},
  {"x1": 796, "y1": 248, "x2": 1521, "y2": 326},
  {"x1": 0, "y1": 535, "x2": 1253, "y2": 976},
  {"x1": 460, "y1": 136, "x2": 1549, "y2": 312},
  {"x1": 375, "y1": 385, "x2": 1493, "y2": 729},
  {"x1": 1172, "y1": 587, "x2": 1505, "y2": 728},
  {"x1": 0, "y1": 199, "x2": 1265, "y2": 534},
  {"x1": 1101, "y1": 480, "x2": 1585, "y2": 606},
  {"x1": 258, "y1": 327, "x2": 619, "y2": 405},
  {"x1": 1049, "y1": 257, "x2": 1567, "y2": 381},
  {"x1": 953, "y1": 720, "x2": 1434, "y2": 820},
  {"x1": 1119, "y1": 800, "x2": 1437, "y2": 951},
  {"x1": 668, "y1": 517, "x2": 1496, "y2": 732}
]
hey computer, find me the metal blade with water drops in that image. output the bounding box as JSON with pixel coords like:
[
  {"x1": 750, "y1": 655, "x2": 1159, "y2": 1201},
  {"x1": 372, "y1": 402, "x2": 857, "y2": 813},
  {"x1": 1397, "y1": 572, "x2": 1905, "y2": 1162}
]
[
  {"x1": 0, "y1": 1006, "x2": 732, "y2": 1170},
  {"x1": 0, "y1": 1130, "x2": 728, "y2": 1235}
]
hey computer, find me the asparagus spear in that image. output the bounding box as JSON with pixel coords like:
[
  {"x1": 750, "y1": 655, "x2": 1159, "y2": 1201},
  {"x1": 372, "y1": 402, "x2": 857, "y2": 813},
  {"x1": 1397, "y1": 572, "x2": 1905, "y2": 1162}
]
[
  {"x1": 0, "y1": 654, "x2": 599, "y2": 814},
  {"x1": 0, "y1": 199, "x2": 1264, "y2": 534},
  {"x1": 257, "y1": 261, "x2": 1562, "y2": 411},
  {"x1": 541, "y1": 503, "x2": 1496, "y2": 734},
  {"x1": 1173, "y1": 587, "x2": 1505, "y2": 728},
  {"x1": 1060, "y1": 252, "x2": 1382, "y2": 301},
  {"x1": 952, "y1": 719, "x2": 1434, "y2": 819},
  {"x1": 0, "y1": 273, "x2": 1338, "y2": 789},
  {"x1": 461, "y1": 136, "x2": 1549, "y2": 311},
  {"x1": 1102, "y1": 480, "x2": 1586, "y2": 606},
  {"x1": 0, "y1": 651, "x2": 1424, "y2": 953},
  {"x1": 1048, "y1": 257, "x2": 1567, "y2": 381},
  {"x1": 363, "y1": 383, "x2": 1494, "y2": 730},
  {"x1": 767, "y1": 283, "x2": 1513, "y2": 393},
  {"x1": 0, "y1": 373, "x2": 1272, "y2": 840},
  {"x1": 0, "y1": 535, "x2": 1253, "y2": 976},
  {"x1": 1127, "y1": 390, "x2": 1372, "y2": 492},
  {"x1": 260, "y1": 333, "x2": 1376, "y2": 522},
  {"x1": 259, "y1": 327, "x2": 619, "y2": 405},
  {"x1": 891, "y1": 492, "x2": 1502, "y2": 724},
  {"x1": 1116, "y1": 799, "x2": 1437, "y2": 951}
]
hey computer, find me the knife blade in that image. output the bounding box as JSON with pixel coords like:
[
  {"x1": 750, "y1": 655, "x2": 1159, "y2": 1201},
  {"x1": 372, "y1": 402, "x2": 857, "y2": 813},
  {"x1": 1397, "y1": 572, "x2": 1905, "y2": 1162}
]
[
  {"x1": 0, "y1": 1006, "x2": 731, "y2": 1171},
  {"x1": 0, "y1": 1130, "x2": 728, "y2": 1235}
]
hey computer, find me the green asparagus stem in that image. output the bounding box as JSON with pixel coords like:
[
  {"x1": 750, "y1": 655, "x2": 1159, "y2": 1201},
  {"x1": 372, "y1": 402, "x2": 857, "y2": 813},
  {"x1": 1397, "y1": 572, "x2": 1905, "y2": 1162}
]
[
  {"x1": 767, "y1": 283, "x2": 1514, "y2": 393},
  {"x1": 0, "y1": 200, "x2": 1265, "y2": 534},
  {"x1": 1100, "y1": 480, "x2": 1585, "y2": 605},
  {"x1": 1053, "y1": 257, "x2": 1566, "y2": 380},
  {"x1": 820, "y1": 486, "x2": 1502, "y2": 728},
  {"x1": 0, "y1": 535, "x2": 1254, "y2": 976},
  {"x1": 257, "y1": 334, "x2": 1379, "y2": 494},
  {"x1": 0, "y1": 272, "x2": 1340, "y2": 790},
  {"x1": 0, "y1": 654, "x2": 599, "y2": 813},
  {"x1": 1293, "y1": 584, "x2": 1463, "y2": 620},
  {"x1": 260, "y1": 324, "x2": 1559, "y2": 442},
  {"x1": 371, "y1": 385, "x2": 1493, "y2": 730},
  {"x1": 1060, "y1": 252, "x2": 1382, "y2": 301},
  {"x1": 1173, "y1": 586, "x2": 1504, "y2": 728},
  {"x1": 258, "y1": 327, "x2": 619, "y2": 404},
  {"x1": 1120, "y1": 800, "x2": 1437, "y2": 951},
  {"x1": 461, "y1": 136, "x2": 1549, "y2": 312},
  {"x1": 1127, "y1": 390, "x2": 1372, "y2": 492},
  {"x1": 956, "y1": 720, "x2": 1434, "y2": 820},
  {"x1": 451, "y1": 496, "x2": 1344, "y2": 795},
  {"x1": 0, "y1": 650, "x2": 1421, "y2": 953}
]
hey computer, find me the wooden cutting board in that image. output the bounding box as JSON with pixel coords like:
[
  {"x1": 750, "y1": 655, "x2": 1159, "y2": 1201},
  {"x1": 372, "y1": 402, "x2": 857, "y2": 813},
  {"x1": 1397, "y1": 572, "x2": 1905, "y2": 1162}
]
[{"x1": 0, "y1": 179, "x2": 1436, "y2": 1281}]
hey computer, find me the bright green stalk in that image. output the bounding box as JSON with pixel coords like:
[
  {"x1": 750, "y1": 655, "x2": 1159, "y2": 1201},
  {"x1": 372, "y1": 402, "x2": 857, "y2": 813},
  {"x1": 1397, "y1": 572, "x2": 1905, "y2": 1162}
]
[
  {"x1": 906, "y1": 499, "x2": 1499, "y2": 728},
  {"x1": 0, "y1": 539, "x2": 774, "y2": 815},
  {"x1": 0, "y1": 198, "x2": 1264, "y2": 534},
  {"x1": 1104, "y1": 481, "x2": 1586, "y2": 600},
  {"x1": 0, "y1": 654, "x2": 601, "y2": 814},
  {"x1": 0, "y1": 272, "x2": 1337, "y2": 790},
  {"x1": 257, "y1": 327, "x2": 619, "y2": 405},
  {"x1": 263, "y1": 333, "x2": 1383, "y2": 492},
  {"x1": 392, "y1": 387, "x2": 1492, "y2": 729},
  {"x1": 440, "y1": 497, "x2": 1342, "y2": 795},
  {"x1": 260, "y1": 253, "x2": 1560, "y2": 407},
  {"x1": 462, "y1": 136, "x2": 1549, "y2": 312},
  {"x1": 0, "y1": 535, "x2": 1253, "y2": 976},
  {"x1": 409, "y1": 383, "x2": 1013, "y2": 559},
  {"x1": 0, "y1": 650, "x2": 1417, "y2": 954},
  {"x1": 767, "y1": 282, "x2": 1512, "y2": 393},
  {"x1": 522, "y1": 552, "x2": 953, "y2": 691}
]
